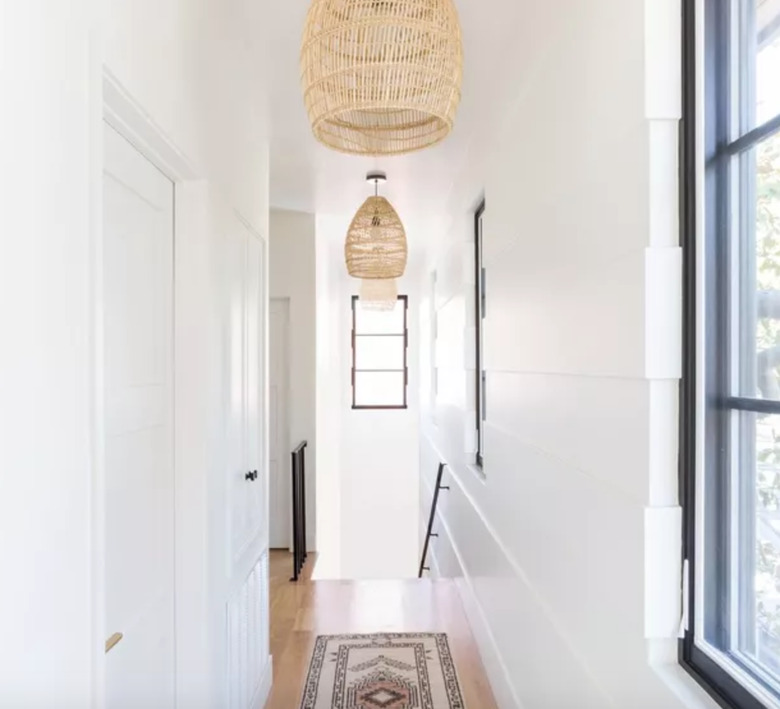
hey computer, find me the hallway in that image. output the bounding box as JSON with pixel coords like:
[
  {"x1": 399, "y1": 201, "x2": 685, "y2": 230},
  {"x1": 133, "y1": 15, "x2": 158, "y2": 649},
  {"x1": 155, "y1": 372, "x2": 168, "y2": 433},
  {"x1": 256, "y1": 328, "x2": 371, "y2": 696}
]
[
  {"x1": 264, "y1": 552, "x2": 498, "y2": 708},
  {"x1": 6, "y1": 0, "x2": 749, "y2": 707}
]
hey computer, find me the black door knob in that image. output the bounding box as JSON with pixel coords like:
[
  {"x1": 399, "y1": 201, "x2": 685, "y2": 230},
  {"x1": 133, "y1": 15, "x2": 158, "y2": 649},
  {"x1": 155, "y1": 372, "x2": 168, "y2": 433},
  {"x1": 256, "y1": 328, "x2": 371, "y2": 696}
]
[{"x1": 245, "y1": 471, "x2": 254, "y2": 481}]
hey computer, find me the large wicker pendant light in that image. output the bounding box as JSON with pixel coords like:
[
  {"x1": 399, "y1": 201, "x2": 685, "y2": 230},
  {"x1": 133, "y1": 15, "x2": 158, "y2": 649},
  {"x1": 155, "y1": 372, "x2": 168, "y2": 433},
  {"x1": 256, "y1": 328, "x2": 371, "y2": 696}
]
[
  {"x1": 345, "y1": 172, "x2": 408, "y2": 279},
  {"x1": 360, "y1": 278, "x2": 398, "y2": 311},
  {"x1": 301, "y1": 0, "x2": 463, "y2": 156}
]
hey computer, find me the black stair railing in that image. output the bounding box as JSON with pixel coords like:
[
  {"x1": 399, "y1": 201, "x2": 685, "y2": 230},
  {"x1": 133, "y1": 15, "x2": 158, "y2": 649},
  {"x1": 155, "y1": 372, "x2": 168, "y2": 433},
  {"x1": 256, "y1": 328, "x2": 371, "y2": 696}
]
[
  {"x1": 290, "y1": 441, "x2": 308, "y2": 582},
  {"x1": 419, "y1": 462, "x2": 449, "y2": 578}
]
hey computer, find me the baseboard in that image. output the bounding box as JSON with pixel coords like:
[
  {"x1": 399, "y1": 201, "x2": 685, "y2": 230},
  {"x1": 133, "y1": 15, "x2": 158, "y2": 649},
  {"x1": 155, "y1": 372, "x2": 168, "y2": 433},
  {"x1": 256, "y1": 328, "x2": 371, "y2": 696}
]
[
  {"x1": 252, "y1": 655, "x2": 273, "y2": 709},
  {"x1": 453, "y1": 574, "x2": 522, "y2": 709}
]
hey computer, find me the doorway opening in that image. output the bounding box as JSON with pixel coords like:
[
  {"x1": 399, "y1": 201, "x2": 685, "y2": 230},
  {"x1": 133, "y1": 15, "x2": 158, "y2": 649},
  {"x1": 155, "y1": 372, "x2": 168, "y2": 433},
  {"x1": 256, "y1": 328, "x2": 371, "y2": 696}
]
[{"x1": 270, "y1": 298, "x2": 291, "y2": 551}]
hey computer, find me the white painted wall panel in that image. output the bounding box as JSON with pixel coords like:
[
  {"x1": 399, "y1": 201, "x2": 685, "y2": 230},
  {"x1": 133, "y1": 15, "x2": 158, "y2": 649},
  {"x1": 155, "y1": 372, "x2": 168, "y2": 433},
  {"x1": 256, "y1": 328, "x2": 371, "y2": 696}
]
[
  {"x1": 416, "y1": 1, "x2": 717, "y2": 708},
  {"x1": 486, "y1": 372, "x2": 651, "y2": 502},
  {"x1": 484, "y1": 245, "x2": 648, "y2": 378},
  {"x1": 0, "y1": 5, "x2": 95, "y2": 704},
  {"x1": 423, "y1": 463, "x2": 610, "y2": 709}
]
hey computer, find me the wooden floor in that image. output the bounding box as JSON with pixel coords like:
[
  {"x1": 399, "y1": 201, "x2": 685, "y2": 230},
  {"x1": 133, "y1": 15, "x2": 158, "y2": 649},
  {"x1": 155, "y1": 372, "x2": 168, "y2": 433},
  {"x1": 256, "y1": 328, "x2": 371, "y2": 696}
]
[{"x1": 264, "y1": 551, "x2": 498, "y2": 708}]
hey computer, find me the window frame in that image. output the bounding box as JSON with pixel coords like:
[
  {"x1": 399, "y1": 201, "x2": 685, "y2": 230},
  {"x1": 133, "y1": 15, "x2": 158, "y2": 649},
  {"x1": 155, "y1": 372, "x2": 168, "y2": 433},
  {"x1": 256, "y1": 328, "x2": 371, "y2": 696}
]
[
  {"x1": 475, "y1": 200, "x2": 486, "y2": 468},
  {"x1": 351, "y1": 294, "x2": 409, "y2": 411},
  {"x1": 681, "y1": 0, "x2": 780, "y2": 706}
]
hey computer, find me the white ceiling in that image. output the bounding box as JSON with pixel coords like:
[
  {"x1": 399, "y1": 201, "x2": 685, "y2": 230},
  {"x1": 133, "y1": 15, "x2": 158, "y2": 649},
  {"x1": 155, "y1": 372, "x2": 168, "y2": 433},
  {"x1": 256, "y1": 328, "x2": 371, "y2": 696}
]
[{"x1": 267, "y1": 0, "x2": 525, "y2": 234}]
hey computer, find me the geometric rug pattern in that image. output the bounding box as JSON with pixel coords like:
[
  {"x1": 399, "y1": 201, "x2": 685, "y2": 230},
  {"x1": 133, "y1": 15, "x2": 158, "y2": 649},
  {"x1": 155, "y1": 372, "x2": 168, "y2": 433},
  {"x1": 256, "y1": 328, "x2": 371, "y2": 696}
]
[{"x1": 299, "y1": 633, "x2": 466, "y2": 708}]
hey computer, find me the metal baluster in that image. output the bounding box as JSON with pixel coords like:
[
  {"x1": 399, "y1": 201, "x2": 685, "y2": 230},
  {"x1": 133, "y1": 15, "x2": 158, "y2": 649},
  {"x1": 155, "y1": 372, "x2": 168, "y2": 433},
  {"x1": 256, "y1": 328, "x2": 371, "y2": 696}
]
[
  {"x1": 290, "y1": 449, "x2": 300, "y2": 582},
  {"x1": 418, "y1": 462, "x2": 448, "y2": 578}
]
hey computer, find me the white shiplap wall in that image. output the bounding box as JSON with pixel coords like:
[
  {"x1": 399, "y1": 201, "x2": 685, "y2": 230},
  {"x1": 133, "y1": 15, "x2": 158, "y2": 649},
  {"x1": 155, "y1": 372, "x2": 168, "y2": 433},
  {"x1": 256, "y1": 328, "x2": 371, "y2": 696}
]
[{"x1": 418, "y1": 1, "x2": 716, "y2": 708}]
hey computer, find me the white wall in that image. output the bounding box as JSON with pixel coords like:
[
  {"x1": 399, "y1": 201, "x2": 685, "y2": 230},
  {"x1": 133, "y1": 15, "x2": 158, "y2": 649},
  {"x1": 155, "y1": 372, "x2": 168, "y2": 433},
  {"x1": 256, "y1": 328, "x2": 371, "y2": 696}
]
[
  {"x1": 270, "y1": 208, "x2": 317, "y2": 549},
  {"x1": 102, "y1": 0, "x2": 269, "y2": 231},
  {"x1": 315, "y1": 215, "x2": 421, "y2": 580},
  {"x1": 417, "y1": 1, "x2": 716, "y2": 708},
  {"x1": 314, "y1": 216, "x2": 343, "y2": 578},
  {"x1": 0, "y1": 3, "x2": 95, "y2": 705},
  {"x1": 0, "y1": 2, "x2": 270, "y2": 706}
]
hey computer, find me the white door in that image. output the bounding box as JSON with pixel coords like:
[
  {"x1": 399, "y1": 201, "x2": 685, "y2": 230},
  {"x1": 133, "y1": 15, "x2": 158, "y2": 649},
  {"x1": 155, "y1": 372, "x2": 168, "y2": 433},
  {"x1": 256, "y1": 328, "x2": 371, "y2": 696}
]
[
  {"x1": 103, "y1": 123, "x2": 175, "y2": 709},
  {"x1": 227, "y1": 213, "x2": 248, "y2": 562},
  {"x1": 225, "y1": 219, "x2": 269, "y2": 709},
  {"x1": 269, "y1": 299, "x2": 290, "y2": 549},
  {"x1": 226, "y1": 216, "x2": 267, "y2": 566},
  {"x1": 244, "y1": 232, "x2": 265, "y2": 548}
]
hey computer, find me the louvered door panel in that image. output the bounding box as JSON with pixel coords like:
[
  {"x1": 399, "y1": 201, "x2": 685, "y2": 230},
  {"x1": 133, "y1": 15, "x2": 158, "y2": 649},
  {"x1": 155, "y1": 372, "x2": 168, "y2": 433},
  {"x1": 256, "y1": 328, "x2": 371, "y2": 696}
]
[{"x1": 227, "y1": 551, "x2": 270, "y2": 709}]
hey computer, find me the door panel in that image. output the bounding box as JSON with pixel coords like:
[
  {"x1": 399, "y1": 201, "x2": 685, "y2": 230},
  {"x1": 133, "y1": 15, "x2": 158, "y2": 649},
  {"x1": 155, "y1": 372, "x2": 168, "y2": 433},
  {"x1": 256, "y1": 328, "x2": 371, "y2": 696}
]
[
  {"x1": 269, "y1": 300, "x2": 289, "y2": 549},
  {"x1": 227, "y1": 552, "x2": 269, "y2": 709},
  {"x1": 103, "y1": 122, "x2": 175, "y2": 709},
  {"x1": 225, "y1": 221, "x2": 270, "y2": 707},
  {"x1": 227, "y1": 216, "x2": 247, "y2": 563},
  {"x1": 244, "y1": 233, "x2": 264, "y2": 550},
  {"x1": 228, "y1": 217, "x2": 267, "y2": 567}
]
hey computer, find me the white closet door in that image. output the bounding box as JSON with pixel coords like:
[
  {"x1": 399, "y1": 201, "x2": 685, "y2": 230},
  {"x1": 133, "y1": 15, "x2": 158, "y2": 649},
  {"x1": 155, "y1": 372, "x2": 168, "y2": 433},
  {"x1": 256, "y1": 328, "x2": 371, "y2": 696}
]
[
  {"x1": 245, "y1": 233, "x2": 264, "y2": 544},
  {"x1": 228, "y1": 217, "x2": 267, "y2": 564},
  {"x1": 227, "y1": 216, "x2": 248, "y2": 562},
  {"x1": 226, "y1": 225, "x2": 270, "y2": 709},
  {"x1": 103, "y1": 123, "x2": 175, "y2": 709}
]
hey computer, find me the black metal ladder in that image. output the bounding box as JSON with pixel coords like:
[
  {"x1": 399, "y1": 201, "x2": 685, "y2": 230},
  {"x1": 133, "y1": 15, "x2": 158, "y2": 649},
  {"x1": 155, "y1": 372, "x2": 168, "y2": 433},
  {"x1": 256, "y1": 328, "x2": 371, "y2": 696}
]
[{"x1": 418, "y1": 462, "x2": 449, "y2": 578}]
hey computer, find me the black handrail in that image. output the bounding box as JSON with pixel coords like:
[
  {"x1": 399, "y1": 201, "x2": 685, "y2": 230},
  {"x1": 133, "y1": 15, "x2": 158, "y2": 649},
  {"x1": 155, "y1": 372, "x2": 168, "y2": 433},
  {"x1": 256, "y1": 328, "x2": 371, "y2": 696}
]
[
  {"x1": 419, "y1": 462, "x2": 449, "y2": 578},
  {"x1": 290, "y1": 441, "x2": 308, "y2": 582}
]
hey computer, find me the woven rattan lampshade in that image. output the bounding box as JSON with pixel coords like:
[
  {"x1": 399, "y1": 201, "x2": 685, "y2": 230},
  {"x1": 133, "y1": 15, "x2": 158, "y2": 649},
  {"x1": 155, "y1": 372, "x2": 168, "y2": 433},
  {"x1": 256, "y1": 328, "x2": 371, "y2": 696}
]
[
  {"x1": 360, "y1": 278, "x2": 398, "y2": 311},
  {"x1": 345, "y1": 175, "x2": 408, "y2": 279},
  {"x1": 301, "y1": 0, "x2": 463, "y2": 156}
]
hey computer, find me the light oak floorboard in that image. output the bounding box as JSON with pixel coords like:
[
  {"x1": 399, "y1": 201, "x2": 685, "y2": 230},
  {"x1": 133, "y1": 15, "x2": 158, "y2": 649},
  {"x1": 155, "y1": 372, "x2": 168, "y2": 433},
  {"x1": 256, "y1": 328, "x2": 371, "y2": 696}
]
[{"x1": 264, "y1": 551, "x2": 498, "y2": 709}]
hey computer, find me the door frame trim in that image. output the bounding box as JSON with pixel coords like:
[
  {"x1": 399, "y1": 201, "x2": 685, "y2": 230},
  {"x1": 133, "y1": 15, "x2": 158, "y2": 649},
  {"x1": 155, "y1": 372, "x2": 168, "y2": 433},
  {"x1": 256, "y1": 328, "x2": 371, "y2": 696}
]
[
  {"x1": 270, "y1": 297, "x2": 292, "y2": 551},
  {"x1": 103, "y1": 70, "x2": 198, "y2": 182}
]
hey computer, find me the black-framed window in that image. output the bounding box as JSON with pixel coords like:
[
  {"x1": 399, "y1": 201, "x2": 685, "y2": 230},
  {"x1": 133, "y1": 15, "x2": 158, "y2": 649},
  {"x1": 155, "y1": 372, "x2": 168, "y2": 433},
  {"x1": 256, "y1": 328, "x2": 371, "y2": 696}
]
[
  {"x1": 351, "y1": 295, "x2": 408, "y2": 410},
  {"x1": 475, "y1": 200, "x2": 486, "y2": 468},
  {"x1": 682, "y1": 1, "x2": 780, "y2": 706}
]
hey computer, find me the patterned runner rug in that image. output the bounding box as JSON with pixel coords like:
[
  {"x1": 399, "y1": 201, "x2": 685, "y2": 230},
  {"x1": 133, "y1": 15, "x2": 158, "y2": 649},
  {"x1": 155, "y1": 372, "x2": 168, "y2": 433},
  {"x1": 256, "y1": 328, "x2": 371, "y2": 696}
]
[{"x1": 299, "y1": 633, "x2": 466, "y2": 708}]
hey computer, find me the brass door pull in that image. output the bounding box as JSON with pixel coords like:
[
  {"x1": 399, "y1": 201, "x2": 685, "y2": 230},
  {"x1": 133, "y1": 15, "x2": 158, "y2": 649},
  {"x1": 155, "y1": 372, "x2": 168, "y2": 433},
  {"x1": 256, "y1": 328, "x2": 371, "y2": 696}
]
[{"x1": 105, "y1": 632, "x2": 123, "y2": 654}]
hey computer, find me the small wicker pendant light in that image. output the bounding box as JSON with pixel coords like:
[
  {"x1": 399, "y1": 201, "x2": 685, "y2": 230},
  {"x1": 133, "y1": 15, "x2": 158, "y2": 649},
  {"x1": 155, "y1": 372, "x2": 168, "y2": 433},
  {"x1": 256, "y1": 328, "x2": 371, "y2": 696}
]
[
  {"x1": 345, "y1": 172, "x2": 408, "y2": 279},
  {"x1": 300, "y1": 0, "x2": 463, "y2": 156},
  {"x1": 360, "y1": 278, "x2": 398, "y2": 311}
]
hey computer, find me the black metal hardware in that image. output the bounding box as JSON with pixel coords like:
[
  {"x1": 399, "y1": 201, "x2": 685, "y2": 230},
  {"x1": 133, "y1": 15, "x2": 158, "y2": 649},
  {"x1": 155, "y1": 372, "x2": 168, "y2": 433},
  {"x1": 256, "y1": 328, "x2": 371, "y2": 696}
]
[
  {"x1": 290, "y1": 441, "x2": 308, "y2": 582},
  {"x1": 245, "y1": 471, "x2": 257, "y2": 481},
  {"x1": 418, "y1": 462, "x2": 448, "y2": 578},
  {"x1": 475, "y1": 200, "x2": 486, "y2": 469}
]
